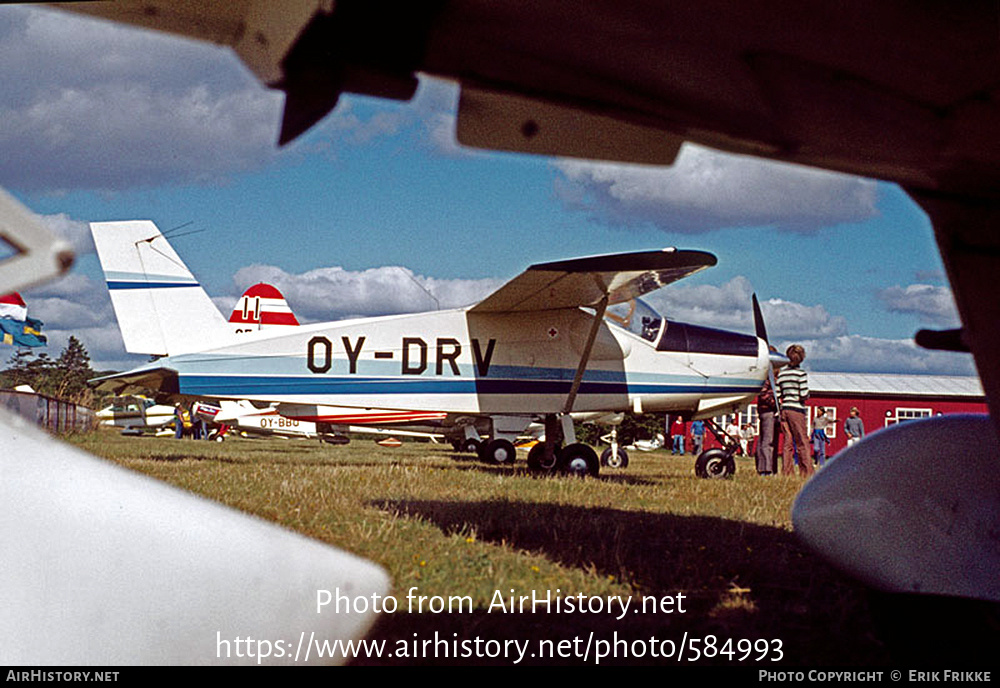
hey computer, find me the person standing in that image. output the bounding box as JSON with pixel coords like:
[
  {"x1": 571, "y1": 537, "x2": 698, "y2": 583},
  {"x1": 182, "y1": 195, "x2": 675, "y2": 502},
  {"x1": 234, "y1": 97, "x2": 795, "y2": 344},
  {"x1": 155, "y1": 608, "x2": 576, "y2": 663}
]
[
  {"x1": 173, "y1": 404, "x2": 184, "y2": 440},
  {"x1": 777, "y1": 344, "x2": 813, "y2": 477},
  {"x1": 811, "y1": 407, "x2": 831, "y2": 467},
  {"x1": 670, "y1": 415, "x2": 687, "y2": 455},
  {"x1": 741, "y1": 423, "x2": 755, "y2": 456},
  {"x1": 755, "y1": 376, "x2": 779, "y2": 474},
  {"x1": 690, "y1": 419, "x2": 705, "y2": 457},
  {"x1": 845, "y1": 407, "x2": 865, "y2": 447}
]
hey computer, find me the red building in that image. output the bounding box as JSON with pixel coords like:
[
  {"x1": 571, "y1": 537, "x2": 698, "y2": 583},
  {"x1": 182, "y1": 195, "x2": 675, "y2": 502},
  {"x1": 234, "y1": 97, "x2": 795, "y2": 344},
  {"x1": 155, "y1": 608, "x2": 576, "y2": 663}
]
[{"x1": 706, "y1": 372, "x2": 986, "y2": 457}]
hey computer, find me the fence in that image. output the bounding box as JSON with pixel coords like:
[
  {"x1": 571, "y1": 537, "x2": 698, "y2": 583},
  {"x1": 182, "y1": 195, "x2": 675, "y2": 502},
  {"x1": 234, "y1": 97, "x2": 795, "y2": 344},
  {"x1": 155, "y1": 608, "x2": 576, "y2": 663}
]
[{"x1": 0, "y1": 390, "x2": 96, "y2": 433}]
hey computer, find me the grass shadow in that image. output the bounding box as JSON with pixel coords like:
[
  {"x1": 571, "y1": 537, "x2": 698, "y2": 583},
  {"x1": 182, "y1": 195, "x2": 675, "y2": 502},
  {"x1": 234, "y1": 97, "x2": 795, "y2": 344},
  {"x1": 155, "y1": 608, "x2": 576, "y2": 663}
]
[{"x1": 368, "y1": 498, "x2": 889, "y2": 665}]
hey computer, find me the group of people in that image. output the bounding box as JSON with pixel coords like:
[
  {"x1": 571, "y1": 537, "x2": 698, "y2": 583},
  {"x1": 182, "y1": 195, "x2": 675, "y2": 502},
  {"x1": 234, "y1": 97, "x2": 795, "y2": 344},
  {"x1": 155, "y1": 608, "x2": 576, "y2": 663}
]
[
  {"x1": 670, "y1": 416, "x2": 706, "y2": 455},
  {"x1": 173, "y1": 404, "x2": 213, "y2": 440},
  {"x1": 669, "y1": 344, "x2": 867, "y2": 478},
  {"x1": 755, "y1": 344, "x2": 865, "y2": 477}
]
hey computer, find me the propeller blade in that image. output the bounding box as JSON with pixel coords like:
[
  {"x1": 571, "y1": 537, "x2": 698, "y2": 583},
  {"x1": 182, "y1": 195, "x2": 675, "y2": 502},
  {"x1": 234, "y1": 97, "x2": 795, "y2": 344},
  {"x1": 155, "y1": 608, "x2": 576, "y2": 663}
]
[
  {"x1": 752, "y1": 293, "x2": 783, "y2": 411},
  {"x1": 752, "y1": 292, "x2": 768, "y2": 343}
]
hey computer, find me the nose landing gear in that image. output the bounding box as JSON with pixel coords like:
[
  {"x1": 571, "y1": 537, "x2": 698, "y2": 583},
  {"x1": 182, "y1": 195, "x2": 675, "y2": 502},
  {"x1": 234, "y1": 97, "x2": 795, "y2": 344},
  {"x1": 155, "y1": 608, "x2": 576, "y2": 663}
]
[{"x1": 694, "y1": 418, "x2": 738, "y2": 479}]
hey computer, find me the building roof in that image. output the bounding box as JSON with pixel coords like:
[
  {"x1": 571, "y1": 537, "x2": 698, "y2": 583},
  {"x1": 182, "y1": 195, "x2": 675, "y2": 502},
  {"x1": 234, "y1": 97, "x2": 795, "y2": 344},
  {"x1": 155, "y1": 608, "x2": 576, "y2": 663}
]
[{"x1": 809, "y1": 372, "x2": 984, "y2": 399}]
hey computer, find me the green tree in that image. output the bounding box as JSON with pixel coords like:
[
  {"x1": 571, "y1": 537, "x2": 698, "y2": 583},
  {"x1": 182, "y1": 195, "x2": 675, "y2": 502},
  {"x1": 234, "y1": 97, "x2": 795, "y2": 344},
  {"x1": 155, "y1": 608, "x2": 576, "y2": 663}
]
[
  {"x1": 1, "y1": 337, "x2": 96, "y2": 405},
  {"x1": 51, "y1": 336, "x2": 94, "y2": 404}
]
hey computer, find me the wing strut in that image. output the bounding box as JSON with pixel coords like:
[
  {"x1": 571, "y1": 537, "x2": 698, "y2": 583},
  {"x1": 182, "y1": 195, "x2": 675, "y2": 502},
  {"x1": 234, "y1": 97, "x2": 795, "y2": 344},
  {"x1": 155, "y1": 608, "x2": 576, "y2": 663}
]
[{"x1": 562, "y1": 296, "x2": 609, "y2": 415}]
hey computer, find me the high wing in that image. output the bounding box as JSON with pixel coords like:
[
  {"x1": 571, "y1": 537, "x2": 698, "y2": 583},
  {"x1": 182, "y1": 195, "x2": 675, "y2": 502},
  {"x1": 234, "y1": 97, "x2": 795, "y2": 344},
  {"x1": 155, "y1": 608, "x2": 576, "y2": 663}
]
[
  {"x1": 91, "y1": 364, "x2": 178, "y2": 397},
  {"x1": 471, "y1": 248, "x2": 715, "y2": 313}
]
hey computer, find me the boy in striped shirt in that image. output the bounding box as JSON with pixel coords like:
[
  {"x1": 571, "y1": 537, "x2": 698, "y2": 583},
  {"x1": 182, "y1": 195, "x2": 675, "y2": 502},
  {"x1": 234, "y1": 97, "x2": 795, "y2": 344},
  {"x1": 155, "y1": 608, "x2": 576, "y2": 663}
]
[{"x1": 777, "y1": 344, "x2": 814, "y2": 477}]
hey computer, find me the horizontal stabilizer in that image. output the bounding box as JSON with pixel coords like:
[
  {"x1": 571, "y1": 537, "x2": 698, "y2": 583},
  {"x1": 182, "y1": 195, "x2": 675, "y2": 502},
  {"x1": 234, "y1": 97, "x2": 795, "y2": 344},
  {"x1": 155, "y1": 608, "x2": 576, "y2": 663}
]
[{"x1": 471, "y1": 248, "x2": 715, "y2": 313}]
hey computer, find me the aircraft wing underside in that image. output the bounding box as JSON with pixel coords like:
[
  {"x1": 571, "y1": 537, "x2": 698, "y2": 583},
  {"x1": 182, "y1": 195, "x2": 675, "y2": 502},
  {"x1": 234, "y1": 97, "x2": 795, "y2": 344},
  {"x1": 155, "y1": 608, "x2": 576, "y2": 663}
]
[
  {"x1": 470, "y1": 248, "x2": 716, "y2": 313},
  {"x1": 91, "y1": 366, "x2": 179, "y2": 397}
]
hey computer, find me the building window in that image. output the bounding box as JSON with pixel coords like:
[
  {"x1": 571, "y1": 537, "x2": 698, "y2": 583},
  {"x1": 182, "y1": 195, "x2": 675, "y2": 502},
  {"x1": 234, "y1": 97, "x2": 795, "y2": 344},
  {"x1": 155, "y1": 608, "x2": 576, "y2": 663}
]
[{"x1": 885, "y1": 407, "x2": 932, "y2": 427}]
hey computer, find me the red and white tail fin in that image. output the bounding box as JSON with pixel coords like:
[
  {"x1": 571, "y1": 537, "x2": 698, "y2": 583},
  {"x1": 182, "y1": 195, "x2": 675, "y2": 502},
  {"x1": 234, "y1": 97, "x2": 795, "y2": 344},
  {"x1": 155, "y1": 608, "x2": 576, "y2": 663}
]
[{"x1": 229, "y1": 283, "x2": 300, "y2": 333}]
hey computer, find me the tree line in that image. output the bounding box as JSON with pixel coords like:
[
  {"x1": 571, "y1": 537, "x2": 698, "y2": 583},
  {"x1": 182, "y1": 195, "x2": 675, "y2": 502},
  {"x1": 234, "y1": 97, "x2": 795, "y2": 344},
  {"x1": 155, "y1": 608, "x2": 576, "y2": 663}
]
[{"x1": 0, "y1": 336, "x2": 100, "y2": 406}]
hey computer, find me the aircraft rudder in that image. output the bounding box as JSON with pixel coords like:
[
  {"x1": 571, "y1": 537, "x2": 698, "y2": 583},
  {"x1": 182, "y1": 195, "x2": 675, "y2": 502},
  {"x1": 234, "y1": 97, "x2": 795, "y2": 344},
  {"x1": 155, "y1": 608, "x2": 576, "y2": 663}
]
[
  {"x1": 90, "y1": 220, "x2": 231, "y2": 356},
  {"x1": 229, "y1": 282, "x2": 300, "y2": 333}
]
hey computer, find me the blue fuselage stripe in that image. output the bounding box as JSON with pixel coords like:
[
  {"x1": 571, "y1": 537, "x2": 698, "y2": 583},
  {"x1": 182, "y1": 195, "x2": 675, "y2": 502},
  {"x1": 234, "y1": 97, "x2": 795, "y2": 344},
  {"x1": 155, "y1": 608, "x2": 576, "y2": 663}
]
[
  {"x1": 176, "y1": 374, "x2": 757, "y2": 397},
  {"x1": 107, "y1": 281, "x2": 198, "y2": 290}
]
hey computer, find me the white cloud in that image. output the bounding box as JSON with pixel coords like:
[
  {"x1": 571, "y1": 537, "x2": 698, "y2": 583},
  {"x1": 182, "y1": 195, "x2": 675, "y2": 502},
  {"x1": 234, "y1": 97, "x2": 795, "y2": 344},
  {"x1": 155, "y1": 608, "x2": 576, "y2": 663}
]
[
  {"x1": 790, "y1": 335, "x2": 976, "y2": 376},
  {"x1": 554, "y1": 144, "x2": 879, "y2": 233},
  {"x1": 876, "y1": 284, "x2": 960, "y2": 327},
  {"x1": 645, "y1": 276, "x2": 848, "y2": 339},
  {"x1": 229, "y1": 263, "x2": 503, "y2": 322},
  {"x1": 36, "y1": 213, "x2": 92, "y2": 255},
  {"x1": 0, "y1": 81, "x2": 281, "y2": 191},
  {"x1": 0, "y1": 9, "x2": 473, "y2": 192},
  {"x1": 312, "y1": 98, "x2": 410, "y2": 146},
  {"x1": 0, "y1": 7, "x2": 282, "y2": 191}
]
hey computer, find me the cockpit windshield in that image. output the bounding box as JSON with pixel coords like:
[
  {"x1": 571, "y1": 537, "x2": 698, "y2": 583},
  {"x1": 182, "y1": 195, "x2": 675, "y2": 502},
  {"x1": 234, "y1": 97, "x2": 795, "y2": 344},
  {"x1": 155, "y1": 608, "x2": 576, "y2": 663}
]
[{"x1": 605, "y1": 298, "x2": 663, "y2": 343}]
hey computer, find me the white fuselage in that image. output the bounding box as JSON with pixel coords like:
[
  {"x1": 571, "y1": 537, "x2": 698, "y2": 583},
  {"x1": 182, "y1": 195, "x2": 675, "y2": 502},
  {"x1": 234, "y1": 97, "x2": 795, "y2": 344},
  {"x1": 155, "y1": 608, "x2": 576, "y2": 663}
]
[{"x1": 152, "y1": 306, "x2": 768, "y2": 421}]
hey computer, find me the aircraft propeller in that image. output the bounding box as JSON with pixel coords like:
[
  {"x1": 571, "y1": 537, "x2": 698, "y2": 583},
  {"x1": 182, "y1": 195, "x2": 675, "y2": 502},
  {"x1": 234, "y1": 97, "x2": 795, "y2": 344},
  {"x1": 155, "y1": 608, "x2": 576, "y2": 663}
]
[{"x1": 752, "y1": 293, "x2": 785, "y2": 409}]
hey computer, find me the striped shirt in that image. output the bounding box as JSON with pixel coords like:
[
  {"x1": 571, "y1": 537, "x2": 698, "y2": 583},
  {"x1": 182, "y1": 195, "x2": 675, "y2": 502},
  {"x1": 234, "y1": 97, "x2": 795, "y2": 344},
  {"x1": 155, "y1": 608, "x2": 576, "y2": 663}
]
[{"x1": 776, "y1": 365, "x2": 809, "y2": 411}]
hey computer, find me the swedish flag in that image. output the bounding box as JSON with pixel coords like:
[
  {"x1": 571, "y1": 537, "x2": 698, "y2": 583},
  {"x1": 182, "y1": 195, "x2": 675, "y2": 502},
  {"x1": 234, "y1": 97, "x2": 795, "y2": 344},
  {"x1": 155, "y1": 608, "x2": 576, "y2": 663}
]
[{"x1": 0, "y1": 315, "x2": 46, "y2": 347}]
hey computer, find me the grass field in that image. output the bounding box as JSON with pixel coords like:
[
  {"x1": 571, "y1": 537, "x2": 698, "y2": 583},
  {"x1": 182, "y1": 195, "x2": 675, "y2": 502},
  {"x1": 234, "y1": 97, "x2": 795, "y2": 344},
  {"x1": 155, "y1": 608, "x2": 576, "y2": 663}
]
[{"x1": 67, "y1": 429, "x2": 892, "y2": 665}]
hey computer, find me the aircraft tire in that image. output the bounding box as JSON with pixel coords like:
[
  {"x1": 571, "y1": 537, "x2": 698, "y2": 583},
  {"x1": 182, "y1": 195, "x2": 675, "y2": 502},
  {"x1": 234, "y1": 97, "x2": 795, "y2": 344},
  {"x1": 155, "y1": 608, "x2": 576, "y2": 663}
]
[
  {"x1": 600, "y1": 447, "x2": 629, "y2": 468},
  {"x1": 695, "y1": 449, "x2": 735, "y2": 479},
  {"x1": 558, "y1": 443, "x2": 600, "y2": 478},
  {"x1": 462, "y1": 438, "x2": 481, "y2": 454},
  {"x1": 527, "y1": 443, "x2": 558, "y2": 472},
  {"x1": 482, "y1": 439, "x2": 517, "y2": 465}
]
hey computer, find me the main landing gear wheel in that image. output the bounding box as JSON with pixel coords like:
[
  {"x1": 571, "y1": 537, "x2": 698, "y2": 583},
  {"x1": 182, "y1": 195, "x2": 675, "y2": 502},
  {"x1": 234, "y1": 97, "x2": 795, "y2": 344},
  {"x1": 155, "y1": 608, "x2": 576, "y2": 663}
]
[
  {"x1": 558, "y1": 443, "x2": 600, "y2": 478},
  {"x1": 600, "y1": 447, "x2": 629, "y2": 468},
  {"x1": 481, "y1": 439, "x2": 516, "y2": 465},
  {"x1": 527, "y1": 443, "x2": 558, "y2": 472},
  {"x1": 695, "y1": 449, "x2": 736, "y2": 479},
  {"x1": 461, "y1": 438, "x2": 481, "y2": 454}
]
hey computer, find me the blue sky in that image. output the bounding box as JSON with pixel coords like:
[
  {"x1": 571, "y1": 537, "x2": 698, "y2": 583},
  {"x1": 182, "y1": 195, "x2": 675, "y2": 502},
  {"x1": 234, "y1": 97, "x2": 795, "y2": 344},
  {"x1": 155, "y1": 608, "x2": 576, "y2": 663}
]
[{"x1": 0, "y1": 6, "x2": 974, "y2": 376}]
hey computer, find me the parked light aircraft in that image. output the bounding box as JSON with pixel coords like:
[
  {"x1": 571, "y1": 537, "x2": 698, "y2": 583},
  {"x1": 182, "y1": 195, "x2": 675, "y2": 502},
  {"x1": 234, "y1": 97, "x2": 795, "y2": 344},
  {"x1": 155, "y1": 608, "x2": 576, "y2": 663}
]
[
  {"x1": 90, "y1": 220, "x2": 778, "y2": 478},
  {"x1": 96, "y1": 394, "x2": 176, "y2": 435},
  {"x1": 54, "y1": 2, "x2": 1000, "y2": 623},
  {"x1": 195, "y1": 397, "x2": 445, "y2": 445}
]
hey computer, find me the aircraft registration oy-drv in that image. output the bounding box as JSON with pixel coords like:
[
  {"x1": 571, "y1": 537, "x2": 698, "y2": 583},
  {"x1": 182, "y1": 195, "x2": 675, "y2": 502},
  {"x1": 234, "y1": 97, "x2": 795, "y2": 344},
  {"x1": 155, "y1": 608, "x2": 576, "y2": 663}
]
[{"x1": 91, "y1": 220, "x2": 783, "y2": 478}]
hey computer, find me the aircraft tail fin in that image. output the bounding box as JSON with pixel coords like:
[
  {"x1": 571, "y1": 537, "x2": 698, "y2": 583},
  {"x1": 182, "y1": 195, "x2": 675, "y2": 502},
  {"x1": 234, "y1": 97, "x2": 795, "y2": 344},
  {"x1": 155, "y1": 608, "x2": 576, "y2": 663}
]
[
  {"x1": 90, "y1": 220, "x2": 231, "y2": 356},
  {"x1": 229, "y1": 283, "x2": 300, "y2": 333}
]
